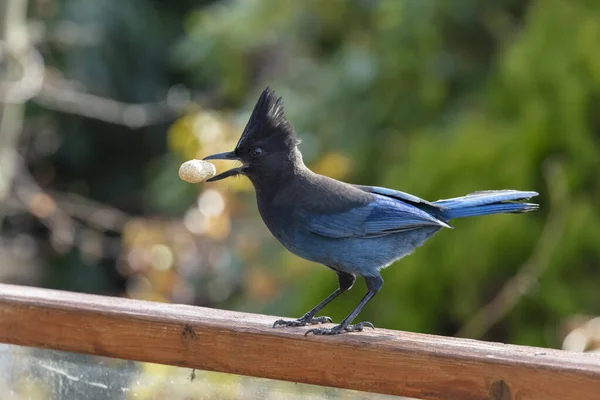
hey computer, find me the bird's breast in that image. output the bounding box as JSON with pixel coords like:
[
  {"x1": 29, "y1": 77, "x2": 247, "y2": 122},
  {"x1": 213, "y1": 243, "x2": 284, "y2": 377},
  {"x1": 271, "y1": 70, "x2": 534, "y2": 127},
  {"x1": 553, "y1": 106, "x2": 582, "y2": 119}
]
[
  {"x1": 257, "y1": 201, "x2": 324, "y2": 261},
  {"x1": 257, "y1": 202, "x2": 296, "y2": 242}
]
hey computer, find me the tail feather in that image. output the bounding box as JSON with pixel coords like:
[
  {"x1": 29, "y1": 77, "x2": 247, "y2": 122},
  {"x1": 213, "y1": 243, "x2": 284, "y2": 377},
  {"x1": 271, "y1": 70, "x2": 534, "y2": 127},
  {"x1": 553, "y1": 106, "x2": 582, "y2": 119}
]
[{"x1": 434, "y1": 190, "x2": 539, "y2": 220}]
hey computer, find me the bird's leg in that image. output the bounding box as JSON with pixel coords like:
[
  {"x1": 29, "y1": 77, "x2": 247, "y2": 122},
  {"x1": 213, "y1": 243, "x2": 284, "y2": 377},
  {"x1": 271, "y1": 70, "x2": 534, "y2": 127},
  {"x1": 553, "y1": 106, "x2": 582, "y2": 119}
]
[
  {"x1": 273, "y1": 271, "x2": 355, "y2": 328},
  {"x1": 305, "y1": 274, "x2": 383, "y2": 335}
]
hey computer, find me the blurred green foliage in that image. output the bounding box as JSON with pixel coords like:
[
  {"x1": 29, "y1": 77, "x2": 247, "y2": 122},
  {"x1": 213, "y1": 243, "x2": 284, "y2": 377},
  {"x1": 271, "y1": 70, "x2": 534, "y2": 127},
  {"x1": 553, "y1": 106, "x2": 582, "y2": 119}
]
[
  {"x1": 172, "y1": 0, "x2": 600, "y2": 347},
  {"x1": 11, "y1": 0, "x2": 600, "y2": 350}
]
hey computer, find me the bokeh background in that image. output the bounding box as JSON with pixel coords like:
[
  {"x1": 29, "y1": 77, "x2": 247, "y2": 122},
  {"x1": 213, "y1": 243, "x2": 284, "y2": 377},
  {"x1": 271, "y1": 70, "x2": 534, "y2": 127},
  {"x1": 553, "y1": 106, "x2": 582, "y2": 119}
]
[{"x1": 1, "y1": 0, "x2": 599, "y2": 383}]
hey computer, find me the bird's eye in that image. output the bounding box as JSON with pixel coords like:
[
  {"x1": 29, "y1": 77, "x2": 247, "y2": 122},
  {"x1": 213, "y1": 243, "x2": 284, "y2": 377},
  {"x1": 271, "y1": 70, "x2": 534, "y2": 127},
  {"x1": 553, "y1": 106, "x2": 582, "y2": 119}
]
[{"x1": 250, "y1": 147, "x2": 263, "y2": 158}]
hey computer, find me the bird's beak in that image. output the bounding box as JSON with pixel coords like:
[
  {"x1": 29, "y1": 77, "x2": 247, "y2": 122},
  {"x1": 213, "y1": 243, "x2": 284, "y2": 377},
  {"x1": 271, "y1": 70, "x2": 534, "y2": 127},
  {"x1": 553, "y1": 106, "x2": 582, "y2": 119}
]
[
  {"x1": 203, "y1": 151, "x2": 243, "y2": 182},
  {"x1": 203, "y1": 151, "x2": 237, "y2": 161}
]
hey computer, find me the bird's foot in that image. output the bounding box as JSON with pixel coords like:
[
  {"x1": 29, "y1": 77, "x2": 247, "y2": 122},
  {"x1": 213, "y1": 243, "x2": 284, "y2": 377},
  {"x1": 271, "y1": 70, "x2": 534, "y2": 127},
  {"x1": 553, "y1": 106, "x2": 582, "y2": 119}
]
[
  {"x1": 272, "y1": 314, "x2": 333, "y2": 328},
  {"x1": 305, "y1": 321, "x2": 375, "y2": 336}
]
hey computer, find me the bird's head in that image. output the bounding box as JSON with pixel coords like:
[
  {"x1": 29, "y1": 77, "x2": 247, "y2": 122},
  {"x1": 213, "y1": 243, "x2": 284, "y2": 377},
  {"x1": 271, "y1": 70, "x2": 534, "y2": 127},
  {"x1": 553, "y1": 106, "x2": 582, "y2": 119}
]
[{"x1": 204, "y1": 87, "x2": 302, "y2": 183}]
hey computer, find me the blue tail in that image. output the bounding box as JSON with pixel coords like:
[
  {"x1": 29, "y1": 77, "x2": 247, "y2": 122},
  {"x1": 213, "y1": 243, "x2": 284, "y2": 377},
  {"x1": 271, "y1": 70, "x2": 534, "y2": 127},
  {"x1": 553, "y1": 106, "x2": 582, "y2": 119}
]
[{"x1": 434, "y1": 190, "x2": 539, "y2": 221}]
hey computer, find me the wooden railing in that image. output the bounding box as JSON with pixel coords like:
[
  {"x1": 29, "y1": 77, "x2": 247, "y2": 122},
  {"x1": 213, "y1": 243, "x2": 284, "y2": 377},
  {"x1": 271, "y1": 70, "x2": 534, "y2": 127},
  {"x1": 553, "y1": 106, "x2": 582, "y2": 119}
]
[{"x1": 0, "y1": 283, "x2": 598, "y2": 399}]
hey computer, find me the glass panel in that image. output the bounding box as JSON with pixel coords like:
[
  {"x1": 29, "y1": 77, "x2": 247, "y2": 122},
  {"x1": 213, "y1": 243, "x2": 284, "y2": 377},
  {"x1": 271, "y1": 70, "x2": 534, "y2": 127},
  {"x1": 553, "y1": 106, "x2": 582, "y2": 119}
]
[{"x1": 0, "y1": 343, "x2": 411, "y2": 400}]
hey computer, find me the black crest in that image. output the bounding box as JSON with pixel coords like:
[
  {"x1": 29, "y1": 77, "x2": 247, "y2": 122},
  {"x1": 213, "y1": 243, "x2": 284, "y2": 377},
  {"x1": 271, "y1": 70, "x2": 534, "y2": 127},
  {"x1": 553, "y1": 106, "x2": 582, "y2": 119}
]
[{"x1": 235, "y1": 87, "x2": 298, "y2": 150}]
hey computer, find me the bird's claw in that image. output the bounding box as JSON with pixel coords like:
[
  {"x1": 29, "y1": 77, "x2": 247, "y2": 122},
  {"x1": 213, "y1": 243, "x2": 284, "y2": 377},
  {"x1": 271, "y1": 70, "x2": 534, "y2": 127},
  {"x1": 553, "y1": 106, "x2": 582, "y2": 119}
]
[
  {"x1": 272, "y1": 315, "x2": 333, "y2": 328},
  {"x1": 305, "y1": 321, "x2": 375, "y2": 336}
]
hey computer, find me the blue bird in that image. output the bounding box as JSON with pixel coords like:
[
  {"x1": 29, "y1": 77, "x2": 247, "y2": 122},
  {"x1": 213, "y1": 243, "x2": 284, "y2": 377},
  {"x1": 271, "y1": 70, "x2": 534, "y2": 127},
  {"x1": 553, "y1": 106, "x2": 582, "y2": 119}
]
[{"x1": 204, "y1": 87, "x2": 539, "y2": 335}]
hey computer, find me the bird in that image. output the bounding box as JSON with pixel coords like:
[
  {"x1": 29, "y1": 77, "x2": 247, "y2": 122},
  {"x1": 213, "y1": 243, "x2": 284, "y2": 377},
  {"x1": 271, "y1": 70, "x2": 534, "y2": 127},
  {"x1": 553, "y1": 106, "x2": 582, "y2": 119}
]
[{"x1": 203, "y1": 87, "x2": 539, "y2": 336}]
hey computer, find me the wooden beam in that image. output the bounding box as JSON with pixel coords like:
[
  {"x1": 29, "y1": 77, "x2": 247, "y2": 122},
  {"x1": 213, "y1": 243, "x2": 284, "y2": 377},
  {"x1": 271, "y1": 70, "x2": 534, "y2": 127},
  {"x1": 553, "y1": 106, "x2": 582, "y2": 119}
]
[{"x1": 0, "y1": 283, "x2": 598, "y2": 399}]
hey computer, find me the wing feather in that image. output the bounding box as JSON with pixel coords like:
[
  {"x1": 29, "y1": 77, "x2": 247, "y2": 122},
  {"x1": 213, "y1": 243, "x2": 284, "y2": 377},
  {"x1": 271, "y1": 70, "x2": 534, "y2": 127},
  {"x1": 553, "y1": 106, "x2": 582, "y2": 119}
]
[{"x1": 306, "y1": 195, "x2": 449, "y2": 239}]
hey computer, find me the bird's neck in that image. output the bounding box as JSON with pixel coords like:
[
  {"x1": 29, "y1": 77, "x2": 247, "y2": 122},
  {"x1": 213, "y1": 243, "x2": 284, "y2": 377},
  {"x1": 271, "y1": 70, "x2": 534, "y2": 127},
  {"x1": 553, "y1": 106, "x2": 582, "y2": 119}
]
[{"x1": 249, "y1": 147, "x2": 309, "y2": 203}]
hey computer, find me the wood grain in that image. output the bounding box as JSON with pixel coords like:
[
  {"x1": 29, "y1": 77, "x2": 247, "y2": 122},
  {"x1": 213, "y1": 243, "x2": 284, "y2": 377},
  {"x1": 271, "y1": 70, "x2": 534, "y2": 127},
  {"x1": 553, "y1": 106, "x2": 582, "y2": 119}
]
[{"x1": 0, "y1": 283, "x2": 598, "y2": 399}]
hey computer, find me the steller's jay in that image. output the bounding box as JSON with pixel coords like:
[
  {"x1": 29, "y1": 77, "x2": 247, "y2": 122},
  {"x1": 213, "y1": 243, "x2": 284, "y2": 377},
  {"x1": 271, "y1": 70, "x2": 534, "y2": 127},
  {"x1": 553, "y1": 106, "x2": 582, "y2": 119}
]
[{"x1": 204, "y1": 87, "x2": 539, "y2": 335}]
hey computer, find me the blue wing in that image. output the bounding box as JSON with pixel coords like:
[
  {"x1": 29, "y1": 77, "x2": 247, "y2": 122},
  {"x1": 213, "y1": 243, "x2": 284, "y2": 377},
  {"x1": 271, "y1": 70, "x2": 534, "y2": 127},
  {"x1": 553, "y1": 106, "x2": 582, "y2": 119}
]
[
  {"x1": 354, "y1": 185, "x2": 437, "y2": 207},
  {"x1": 305, "y1": 194, "x2": 450, "y2": 239}
]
